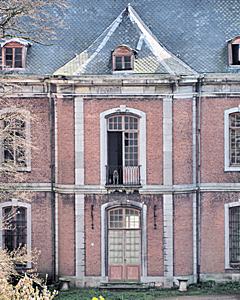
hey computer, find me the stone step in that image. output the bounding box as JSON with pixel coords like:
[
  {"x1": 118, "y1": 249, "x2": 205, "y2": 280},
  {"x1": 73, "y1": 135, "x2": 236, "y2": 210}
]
[{"x1": 99, "y1": 282, "x2": 155, "y2": 290}]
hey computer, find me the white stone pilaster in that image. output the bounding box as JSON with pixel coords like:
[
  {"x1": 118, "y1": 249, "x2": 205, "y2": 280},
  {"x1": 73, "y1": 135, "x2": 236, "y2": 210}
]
[
  {"x1": 75, "y1": 194, "x2": 85, "y2": 280},
  {"x1": 75, "y1": 97, "x2": 85, "y2": 283},
  {"x1": 163, "y1": 96, "x2": 173, "y2": 285},
  {"x1": 54, "y1": 97, "x2": 59, "y2": 276},
  {"x1": 192, "y1": 95, "x2": 197, "y2": 282}
]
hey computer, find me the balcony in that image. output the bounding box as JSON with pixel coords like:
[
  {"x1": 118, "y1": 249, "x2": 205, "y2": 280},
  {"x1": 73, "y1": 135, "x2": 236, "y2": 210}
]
[{"x1": 106, "y1": 165, "x2": 141, "y2": 187}]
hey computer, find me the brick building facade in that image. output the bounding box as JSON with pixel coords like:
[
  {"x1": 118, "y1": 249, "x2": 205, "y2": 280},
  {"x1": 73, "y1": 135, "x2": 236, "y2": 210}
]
[{"x1": 1, "y1": 1, "x2": 240, "y2": 288}]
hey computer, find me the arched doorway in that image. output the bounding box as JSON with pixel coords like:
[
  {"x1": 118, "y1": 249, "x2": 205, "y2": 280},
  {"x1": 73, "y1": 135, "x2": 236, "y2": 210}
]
[{"x1": 107, "y1": 207, "x2": 141, "y2": 281}]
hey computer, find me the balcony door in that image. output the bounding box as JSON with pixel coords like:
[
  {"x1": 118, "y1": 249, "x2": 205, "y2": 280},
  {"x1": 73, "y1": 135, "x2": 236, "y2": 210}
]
[
  {"x1": 108, "y1": 208, "x2": 141, "y2": 282},
  {"x1": 106, "y1": 115, "x2": 140, "y2": 185},
  {"x1": 108, "y1": 131, "x2": 123, "y2": 184}
]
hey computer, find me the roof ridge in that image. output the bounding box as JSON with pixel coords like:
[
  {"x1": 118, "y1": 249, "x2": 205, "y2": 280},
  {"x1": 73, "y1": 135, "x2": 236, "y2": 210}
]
[
  {"x1": 128, "y1": 5, "x2": 197, "y2": 75},
  {"x1": 77, "y1": 7, "x2": 126, "y2": 74}
]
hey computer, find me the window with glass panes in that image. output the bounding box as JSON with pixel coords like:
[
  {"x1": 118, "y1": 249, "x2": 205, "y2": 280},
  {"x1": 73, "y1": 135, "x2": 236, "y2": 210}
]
[
  {"x1": 107, "y1": 115, "x2": 138, "y2": 166},
  {"x1": 230, "y1": 113, "x2": 240, "y2": 165},
  {"x1": 229, "y1": 206, "x2": 240, "y2": 264},
  {"x1": 115, "y1": 55, "x2": 132, "y2": 70},
  {"x1": 108, "y1": 208, "x2": 141, "y2": 266},
  {"x1": 2, "y1": 116, "x2": 27, "y2": 167},
  {"x1": 2, "y1": 206, "x2": 27, "y2": 251},
  {"x1": 5, "y1": 47, "x2": 23, "y2": 68}
]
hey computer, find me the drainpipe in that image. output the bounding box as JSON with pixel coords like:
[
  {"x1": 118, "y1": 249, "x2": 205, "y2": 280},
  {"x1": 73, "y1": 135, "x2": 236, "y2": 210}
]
[
  {"x1": 48, "y1": 82, "x2": 57, "y2": 282},
  {"x1": 195, "y1": 76, "x2": 203, "y2": 284}
]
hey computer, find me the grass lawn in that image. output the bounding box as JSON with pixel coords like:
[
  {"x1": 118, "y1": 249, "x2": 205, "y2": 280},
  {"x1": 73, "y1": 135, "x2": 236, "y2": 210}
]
[{"x1": 55, "y1": 281, "x2": 240, "y2": 300}]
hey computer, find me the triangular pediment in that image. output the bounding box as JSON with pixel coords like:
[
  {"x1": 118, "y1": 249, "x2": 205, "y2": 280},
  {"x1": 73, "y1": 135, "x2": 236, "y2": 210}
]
[{"x1": 54, "y1": 4, "x2": 196, "y2": 76}]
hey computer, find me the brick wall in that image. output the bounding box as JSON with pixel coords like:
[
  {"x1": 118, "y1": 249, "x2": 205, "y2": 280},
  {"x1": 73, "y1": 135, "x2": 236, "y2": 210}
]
[
  {"x1": 85, "y1": 195, "x2": 101, "y2": 276},
  {"x1": 31, "y1": 192, "x2": 53, "y2": 276},
  {"x1": 145, "y1": 195, "x2": 164, "y2": 276},
  {"x1": 58, "y1": 193, "x2": 75, "y2": 276},
  {"x1": 200, "y1": 192, "x2": 240, "y2": 274},
  {"x1": 84, "y1": 194, "x2": 164, "y2": 277},
  {"x1": 173, "y1": 193, "x2": 193, "y2": 276},
  {"x1": 57, "y1": 98, "x2": 75, "y2": 184},
  {"x1": 84, "y1": 98, "x2": 163, "y2": 185},
  {"x1": 173, "y1": 99, "x2": 193, "y2": 185},
  {"x1": 201, "y1": 97, "x2": 240, "y2": 183},
  {"x1": 0, "y1": 98, "x2": 51, "y2": 183}
]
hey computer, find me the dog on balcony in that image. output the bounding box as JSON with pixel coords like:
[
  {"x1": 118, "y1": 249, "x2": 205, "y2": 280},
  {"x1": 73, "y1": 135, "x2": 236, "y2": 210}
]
[{"x1": 112, "y1": 169, "x2": 119, "y2": 185}]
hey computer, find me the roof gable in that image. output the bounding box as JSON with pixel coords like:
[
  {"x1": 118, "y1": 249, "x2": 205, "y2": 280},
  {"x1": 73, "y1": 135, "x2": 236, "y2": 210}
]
[{"x1": 54, "y1": 4, "x2": 196, "y2": 76}]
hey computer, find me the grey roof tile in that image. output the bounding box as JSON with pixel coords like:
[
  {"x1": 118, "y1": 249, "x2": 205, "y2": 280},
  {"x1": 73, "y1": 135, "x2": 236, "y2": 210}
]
[
  {"x1": 2, "y1": 0, "x2": 240, "y2": 75},
  {"x1": 54, "y1": 5, "x2": 196, "y2": 75}
]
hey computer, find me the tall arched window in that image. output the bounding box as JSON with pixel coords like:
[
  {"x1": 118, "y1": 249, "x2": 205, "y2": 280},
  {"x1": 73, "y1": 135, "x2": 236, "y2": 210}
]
[
  {"x1": 0, "y1": 108, "x2": 31, "y2": 171},
  {"x1": 225, "y1": 202, "x2": 240, "y2": 268},
  {"x1": 229, "y1": 112, "x2": 240, "y2": 165},
  {"x1": 2, "y1": 206, "x2": 27, "y2": 251},
  {"x1": 106, "y1": 114, "x2": 140, "y2": 186},
  {"x1": 224, "y1": 108, "x2": 240, "y2": 171},
  {"x1": 0, "y1": 200, "x2": 31, "y2": 268}
]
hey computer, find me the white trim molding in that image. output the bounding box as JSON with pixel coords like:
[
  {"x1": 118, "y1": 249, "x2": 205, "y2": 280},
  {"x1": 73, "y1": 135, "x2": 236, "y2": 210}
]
[
  {"x1": 0, "y1": 200, "x2": 31, "y2": 268},
  {"x1": 100, "y1": 105, "x2": 146, "y2": 187},
  {"x1": 224, "y1": 107, "x2": 240, "y2": 171},
  {"x1": 225, "y1": 201, "x2": 240, "y2": 269}
]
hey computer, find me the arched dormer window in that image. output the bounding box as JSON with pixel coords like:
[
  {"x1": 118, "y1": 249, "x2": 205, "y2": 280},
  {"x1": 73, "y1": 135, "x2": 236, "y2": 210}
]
[
  {"x1": 228, "y1": 36, "x2": 240, "y2": 66},
  {"x1": 112, "y1": 45, "x2": 134, "y2": 72},
  {"x1": 0, "y1": 38, "x2": 31, "y2": 70}
]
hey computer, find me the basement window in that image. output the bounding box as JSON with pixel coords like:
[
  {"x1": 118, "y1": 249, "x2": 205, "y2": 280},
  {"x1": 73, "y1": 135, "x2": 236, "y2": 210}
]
[
  {"x1": 112, "y1": 45, "x2": 134, "y2": 72},
  {"x1": 228, "y1": 36, "x2": 240, "y2": 65}
]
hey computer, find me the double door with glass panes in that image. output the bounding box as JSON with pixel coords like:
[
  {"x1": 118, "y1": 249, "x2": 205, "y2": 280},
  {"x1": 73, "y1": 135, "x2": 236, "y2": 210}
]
[{"x1": 108, "y1": 208, "x2": 141, "y2": 281}]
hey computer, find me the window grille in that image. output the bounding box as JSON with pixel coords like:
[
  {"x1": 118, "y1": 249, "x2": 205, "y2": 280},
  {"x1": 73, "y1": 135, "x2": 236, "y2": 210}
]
[
  {"x1": 108, "y1": 208, "x2": 141, "y2": 266},
  {"x1": 108, "y1": 208, "x2": 140, "y2": 229},
  {"x1": 2, "y1": 116, "x2": 27, "y2": 168},
  {"x1": 2, "y1": 206, "x2": 27, "y2": 251},
  {"x1": 229, "y1": 206, "x2": 240, "y2": 264},
  {"x1": 229, "y1": 113, "x2": 240, "y2": 165}
]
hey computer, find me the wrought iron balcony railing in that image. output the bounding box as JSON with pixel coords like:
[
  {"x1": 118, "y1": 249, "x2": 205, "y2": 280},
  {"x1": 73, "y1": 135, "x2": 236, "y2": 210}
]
[{"x1": 106, "y1": 165, "x2": 141, "y2": 186}]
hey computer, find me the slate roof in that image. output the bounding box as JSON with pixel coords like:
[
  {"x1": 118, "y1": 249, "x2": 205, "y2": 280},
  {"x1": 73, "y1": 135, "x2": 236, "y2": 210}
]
[
  {"x1": 5, "y1": 0, "x2": 240, "y2": 75},
  {"x1": 54, "y1": 5, "x2": 196, "y2": 76}
]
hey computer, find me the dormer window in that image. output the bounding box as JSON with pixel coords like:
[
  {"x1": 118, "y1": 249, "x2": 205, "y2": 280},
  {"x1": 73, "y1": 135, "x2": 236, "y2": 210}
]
[
  {"x1": 228, "y1": 36, "x2": 240, "y2": 65},
  {"x1": 5, "y1": 47, "x2": 23, "y2": 68},
  {"x1": 0, "y1": 38, "x2": 31, "y2": 70},
  {"x1": 112, "y1": 45, "x2": 134, "y2": 72}
]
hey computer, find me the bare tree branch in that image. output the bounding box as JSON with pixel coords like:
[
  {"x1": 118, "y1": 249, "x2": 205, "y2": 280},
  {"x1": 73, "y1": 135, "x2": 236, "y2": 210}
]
[{"x1": 0, "y1": 0, "x2": 68, "y2": 43}]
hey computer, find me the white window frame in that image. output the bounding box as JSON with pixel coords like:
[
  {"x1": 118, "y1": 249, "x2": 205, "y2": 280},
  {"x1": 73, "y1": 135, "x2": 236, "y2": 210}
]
[
  {"x1": 225, "y1": 201, "x2": 240, "y2": 269},
  {"x1": 0, "y1": 108, "x2": 31, "y2": 172},
  {"x1": 100, "y1": 106, "x2": 146, "y2": 186},
  {"x1": 0, "y1": 200, "x2": 31, "y2": 268},
  {"x1": 224, "y1": 107, "x2": 240, "y2": 171}
]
